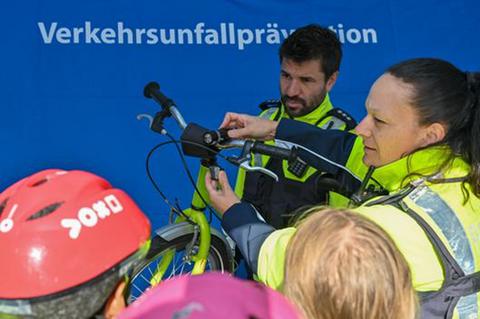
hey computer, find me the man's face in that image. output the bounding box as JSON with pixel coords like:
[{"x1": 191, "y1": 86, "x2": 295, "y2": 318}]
[{"x1": 280, "y1": 58, "x2": 336, "y2": 117}]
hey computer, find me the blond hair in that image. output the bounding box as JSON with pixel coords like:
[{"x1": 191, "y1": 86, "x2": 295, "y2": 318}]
[{"x1": 283, "y1": 208, "x2": 417, "y2": 319}]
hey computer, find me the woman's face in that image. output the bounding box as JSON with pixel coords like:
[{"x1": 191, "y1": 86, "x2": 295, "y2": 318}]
[{"x1": 355, "y1": 73, "x2": 432, "y2": 167}]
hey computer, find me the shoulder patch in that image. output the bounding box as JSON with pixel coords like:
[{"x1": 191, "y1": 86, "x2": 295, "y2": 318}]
[
  {"x1": 259, "y1": 107, "x2": 279, "y2": 120},
  {"x1": 258, "y1": 99, "x2": 281, "y2": 111},
  {"x1": 323, "y1": 108, "x2": 357, "y2": 130}
]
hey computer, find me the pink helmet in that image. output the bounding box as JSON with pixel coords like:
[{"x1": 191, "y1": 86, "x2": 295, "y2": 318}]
[
  {"x1": 0, "y1": 169, "x2": 151, "y2": 318},
  {"x1": 118, "y1": 272, "x2": 301, "y2": 319}
]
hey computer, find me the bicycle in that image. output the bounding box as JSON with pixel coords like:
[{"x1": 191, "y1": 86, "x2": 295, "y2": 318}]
[{"x1": 126, "y1": 82, "x2": 305, "y2": 304}]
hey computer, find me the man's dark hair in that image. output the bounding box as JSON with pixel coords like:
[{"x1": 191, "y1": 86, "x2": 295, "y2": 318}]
[{"x1": 279, "y1": 24, "x2": 342, "y2": 80}]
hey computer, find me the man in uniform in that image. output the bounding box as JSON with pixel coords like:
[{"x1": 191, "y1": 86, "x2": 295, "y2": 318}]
[{"x1": 235, "y1": 24, "x2": 356, "y2": 228}]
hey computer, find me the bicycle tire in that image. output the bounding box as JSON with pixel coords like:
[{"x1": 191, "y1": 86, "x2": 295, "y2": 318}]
[{"x1": 126, "y1": 226, "x2": 234, "y2": 304}]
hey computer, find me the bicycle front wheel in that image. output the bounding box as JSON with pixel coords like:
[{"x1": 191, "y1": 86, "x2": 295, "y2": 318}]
[{"x1": 126, "y1": 222, "x2": 234, "y2": 304}]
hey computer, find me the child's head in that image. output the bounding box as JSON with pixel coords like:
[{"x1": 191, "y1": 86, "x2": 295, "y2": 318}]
[{"x1": 284, "y1": 208, "x2": 416, "y2": 319}]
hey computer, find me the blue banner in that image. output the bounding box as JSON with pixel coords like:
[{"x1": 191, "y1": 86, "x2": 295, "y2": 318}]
[{"x1": 1, "y1": 0, "x2": 478, "y2": 227}]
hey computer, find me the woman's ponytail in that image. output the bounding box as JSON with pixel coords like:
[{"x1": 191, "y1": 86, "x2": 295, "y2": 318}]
[{"x1": 465, "y1": 72, "x2": 480, "y2": 196}]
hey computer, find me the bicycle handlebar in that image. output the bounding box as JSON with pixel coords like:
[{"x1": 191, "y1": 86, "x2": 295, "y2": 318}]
[
  {"x1": 144, "y1": 82, "x2": 188, "y2": 129},
  {"x1": 142, "y1": 82, "x2": 302, "y2": 181},
  {"x1": 144, "y1": 82, "x2": 174, "y2": 108},
  {"x1": 183, "y1": 125, "x2": 295, "y2": 162},
  {"x1": 250, "y1": 141, "x2": 292, "y2": 161}
]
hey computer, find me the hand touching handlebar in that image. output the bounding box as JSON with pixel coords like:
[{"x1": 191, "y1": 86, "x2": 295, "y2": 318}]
[{"x1": 220, "y1": 112, "x2": 279, "y2": 141}]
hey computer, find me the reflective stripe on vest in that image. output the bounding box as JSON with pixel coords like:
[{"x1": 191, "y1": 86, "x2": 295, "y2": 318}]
[{"x1": 407, "y1": 185, "x2": 477, "y2": 318}]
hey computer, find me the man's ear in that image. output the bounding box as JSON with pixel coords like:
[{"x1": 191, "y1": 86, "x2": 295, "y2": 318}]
[
  {"x1": 421, "y1": 122, "x2": 446, "y2": 147},
  {"x1": 325, "y1": 71, "x2": 339, "y2": 92}
]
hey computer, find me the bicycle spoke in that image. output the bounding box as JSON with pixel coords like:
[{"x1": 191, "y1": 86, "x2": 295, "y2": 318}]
[
  {"x1": 147, "y1": 264, "x2": 155, "y2": 278},
  {"x1": 168, "y1": 256, "x2": 182, "y2": 278},
  {"x1": 139, "y1": 272, "x2": 151, "y2": 284},
  {"x1": 131, "y1": 282, "x2": 144, "y2": 294},
  {"x1": 172, "y1": 252, "x2": 185, "y2": 274},
  {"x1": 127, "y1": 234, "x2": 231, "y2": 305}
]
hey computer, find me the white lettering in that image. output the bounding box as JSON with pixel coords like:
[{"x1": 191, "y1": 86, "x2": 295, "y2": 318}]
[
  {"x1": 101, "y1": 28, "x2": 116, "y2": 44},
  {"x1": 178, "y1": 28, "x2": 193, "y2": 44},
  {"x1": 0, "y1": 219, "x2": 13, "y2": 233},
  {"x1": 135, "y1": 28, "x2": 146, "y2": 44},
  {"x1": 228, "y1": 23, "x2": 235, "y2": 44},
  {"x1": 329, "y1": 24, "x2": 345, "y2": 43},
  {"x1": 56, "y1": 27, "x2": 71, "y2": 44},
  {"x1": 346, "y1": 28, "x2": 362, "y2": 44},
  {"x1": 85, "y1": 21, "x2": 101, "y2": 44},
  {"x1": 205, "y1": 29, "x2": 219, "y2": 45},
  {"x1": 146, "y1": 28, "x2": 158, "y2": 44},
  {"x1": 237, "y1": 29, "x2": 254, "y2": 50},
  {"x1": 159, "y1": 29, "x2": 175, "y2": 44},
  {"x1": 194, "y1": 23, "x2": 205, "y2": 44},
  {"x1": 118, "y1": 22, "x2": 133, "y2": 44},
  {"x1": 78, "y1": 207, "x2": 98, "y2": 227},
  {"x1": 362, "y1": 28, "x2": 378, "y2": 43},
  {"x1": 37, "y1": 22, "x2": 57, "y2": 44},
  {"x1": 0, "y1": 204, "x2": 18, "y2": 233},
  {"x1": 93, "y1": 201, "x2": 111, "y2": 219},
  {"x1": 61, "y1": 218, "x2": 82, "y2": 239},
  {"x1": 72, "y1": 27, "x2": 84, "y2": 43},
  {"x1": 220, "y1": 23, "x2": 227, "y2": 44},
  {"x1": 36, "y1": 21, "x2": 379, "y2": 47},
  {"x1": 266, "y1": 22, "x2": 280, "y2": 44},
  {"x1": 61, "y1": 194, "x2": 124, "y2": 239},
  {"x1": 255, "y1": 29, "x2": 265, "y2": 43},
  {"x1": 105, "y1": 194, "x2": 123, "y2": 213}
]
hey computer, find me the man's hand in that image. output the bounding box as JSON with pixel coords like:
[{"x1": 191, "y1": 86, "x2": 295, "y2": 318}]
[
  {"x1": 220, "y1": 112, "x2": 279, "y2": 141},
  {"x1": 205, "y1": 170, "x2": 240, "y2": 215}
]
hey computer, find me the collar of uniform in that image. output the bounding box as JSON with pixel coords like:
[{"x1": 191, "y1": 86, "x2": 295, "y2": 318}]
[
  {"x1": 372, "y1": 146, "x2": 470, "y2": 192},
  {"x1": 279, "y1": 94, "x2": 333, "y2": 125}
]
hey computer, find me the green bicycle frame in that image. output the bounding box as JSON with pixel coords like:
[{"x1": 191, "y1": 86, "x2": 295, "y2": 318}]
[{"x1": 149, "y1": 164, "x2": 213, "y2": 285}]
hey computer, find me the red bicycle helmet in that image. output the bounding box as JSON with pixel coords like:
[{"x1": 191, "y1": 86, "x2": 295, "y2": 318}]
[
  {"x1": 0, "y1": 169, "x2": 151, "y2": 318},
  {"x1": 118, "y1": 272, "x2": 302, "y2": 319}
]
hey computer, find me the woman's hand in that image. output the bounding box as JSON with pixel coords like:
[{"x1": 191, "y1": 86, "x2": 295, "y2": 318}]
[
  {"x1": 220, "y1": 112, "x2": 279, "y2": 141},
  {"x1": 205, "y1": 170, "x2": 240, "y2": 215}
]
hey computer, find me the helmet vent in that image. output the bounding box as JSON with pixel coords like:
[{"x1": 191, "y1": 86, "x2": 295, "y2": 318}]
[
  {"x1": 30, "y1": 178, "x2": 48, "y2": 187},
  {"x1": 27, "y1": 202, "x2": 63, "y2": 221},
  {"x1": 0, "y1": 198, "x2": 8, "y2": 218}
]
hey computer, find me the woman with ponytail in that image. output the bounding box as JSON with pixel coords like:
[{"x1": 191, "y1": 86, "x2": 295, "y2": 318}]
[{"x1": 206, "y1": 58, "x2": 480, "y2": 318}]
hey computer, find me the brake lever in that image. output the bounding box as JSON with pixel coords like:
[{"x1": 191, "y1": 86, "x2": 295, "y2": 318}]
[
  {"x1": 136, "y1": 113, "x2": 154, "y2": 128},
  {"x1": 239, "y1": 161, "x2": 279, "y2": 182},
  {"x1": 224, "y1": 140, "x2": 279, "y2": 181}
]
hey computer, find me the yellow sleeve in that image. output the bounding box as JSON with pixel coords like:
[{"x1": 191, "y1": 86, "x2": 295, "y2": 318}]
[
  {"x1": 256, "y1": 227, "x2": 296, "y2": 290},
  {"x1": 353, "y1": 204, "x2": 444, "y2": 291},
  {"x1": 233, "y1": 166, "x2": 246, "y2": 197}
]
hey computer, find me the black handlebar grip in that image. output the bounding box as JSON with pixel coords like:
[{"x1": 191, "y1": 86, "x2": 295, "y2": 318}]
[
  {"x1": 144, "y1": 82, "x2": 175, "y2": 109},
  {"x1": 251, "y1": 142, "x2": 292, "y2": 161}
]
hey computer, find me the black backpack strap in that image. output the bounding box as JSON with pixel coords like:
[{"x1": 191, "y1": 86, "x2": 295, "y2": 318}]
[
  {"x1": 314, "y1": 107, "x2": 357, "y2": 130},
  {"x1": 391, "y1": 200, "x2": 466, "y2": 319}
]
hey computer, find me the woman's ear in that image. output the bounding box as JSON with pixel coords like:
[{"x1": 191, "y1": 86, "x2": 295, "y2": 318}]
[{"x1": 421, "y1": 122, "x2": 446, "y2": 147}]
